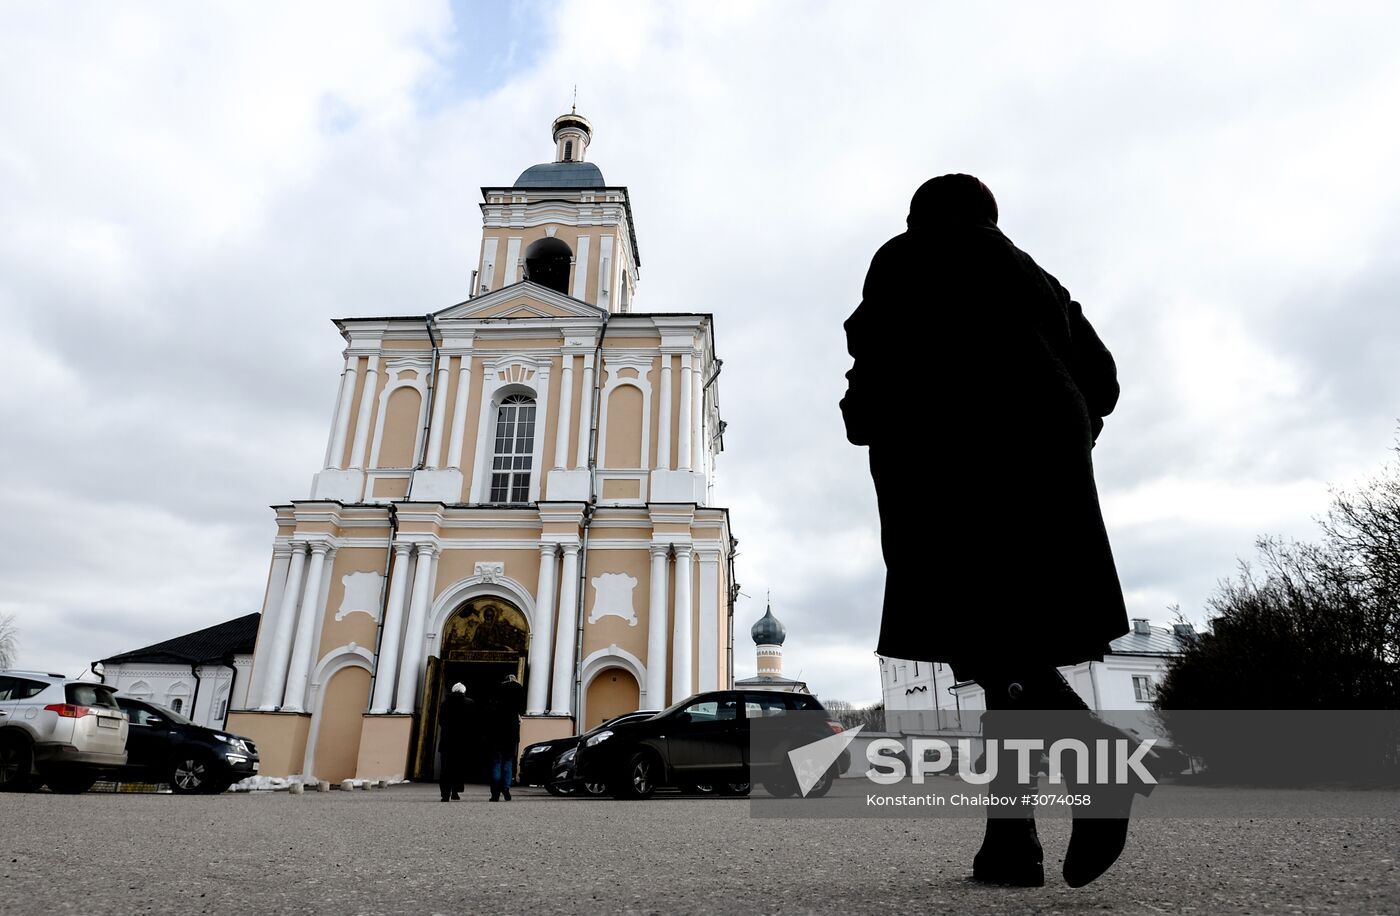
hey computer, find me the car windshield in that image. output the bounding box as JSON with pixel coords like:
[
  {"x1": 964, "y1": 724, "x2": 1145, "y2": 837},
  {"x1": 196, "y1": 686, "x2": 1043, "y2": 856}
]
[{"x1": 147, "y1": 702, "x2": 194, "y2": 726}]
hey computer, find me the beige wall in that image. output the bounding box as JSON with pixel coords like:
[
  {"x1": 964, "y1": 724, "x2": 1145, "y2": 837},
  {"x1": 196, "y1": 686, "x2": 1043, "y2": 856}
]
[
  {"x1": 226, "y1": 712, "x2": 310, "y2": 778},
  {"x1": 585, "y1": 667, "x2": 640, "y2": 730},
  {"x1": 604, "y1": 384, "x2": 643, "y2": 468},
  {"x1": 317, "y1": 548, "x2": 386, "y2": 659},
  {"x1": 313, "y1": 666, "x2": 371, "y2": 783},
  {"x1": 477, "y1": 224, "x2": 629, "y2": 307},
  {"x1": 378, "y1": 386, "x2": 421, "y2": 469},
  {"x1": 580, "y1": 549, "x2": 651, "y2": 663},
  {"x1": 355, "y1": 714, "x2": 413, "y2": 781}
]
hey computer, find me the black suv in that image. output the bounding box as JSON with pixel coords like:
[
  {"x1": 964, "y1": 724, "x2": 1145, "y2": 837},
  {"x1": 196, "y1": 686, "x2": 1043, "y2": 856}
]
[
  {"x1": 575, "y1": 689, "x2": 845, "y2": 800},
  {"x1": 520, "y1": 710, "x2": 660, "y2": 793},
  {"x1": 115, "y1": 696, "x2": 259, "y2": 794}
]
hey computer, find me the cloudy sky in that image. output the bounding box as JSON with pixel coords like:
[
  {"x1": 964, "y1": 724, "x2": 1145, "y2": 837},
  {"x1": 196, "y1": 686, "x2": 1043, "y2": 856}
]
[{"x1": 4, "y1": 2, "x2": 1399, "y2": 705}]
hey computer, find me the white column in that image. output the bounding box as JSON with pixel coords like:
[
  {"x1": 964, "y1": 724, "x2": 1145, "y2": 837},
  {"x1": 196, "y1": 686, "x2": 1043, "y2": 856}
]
[
  {"x1": 646, "y1": 544, "x2": 670, "y2": 707},
  {"x1": 368, "y1": 542, "x2": 414, "y2": 714},
  {"x1": 550, "y1": 543, "x2": 581, "y2": 715},
  {"x1": 257, "y1": 542, "x2": 307, "y2": 710},
  {"x1": 657, "y1": 355, "x2": 673, "y2": 470},
  {"x1": 324, "y1": 356, "x2": 357, "y2": 469},
  {"x1": 527, "y1": 543, "x2": 558, "y2": 714},
  {"x1": 447, "y1": 355, "x2": 472, "y2": 469},
  {"x1": 349, "y1": 354, "x2": 380, "y2": 469},
  {"x1": 697, "y1": 550, "x2": 720, "y2": 692},
  {"x1": 393, "y1": 544, "x2": 438, "y2": 714},
  {"x1": 671, "y1": 544, "x2": 694, "y2": 700},
  {"x1": 425, "y1": 361, "x2": 451, "y2": 468},
  {"x1": 691, "y1": 352, "x2": 703, "y2": 472},
  {"x1": 678, "y1": 353, "x2": 693, "y2": 471},
  {"x1": 245, "y1": 544, "x2": 292, "y2": 707},
  {"x1": 572, "y1": 236, "x2": 591, "y2": 299},
  {"x1": 281, "y1": 541, "x2": 332, "y2": 713},
  {"x1": 575, "y1": 353, "x2": 595, "y2": 469},
  {"x1": 554, "y1": 355, "x2": 575, "y2": 470}
]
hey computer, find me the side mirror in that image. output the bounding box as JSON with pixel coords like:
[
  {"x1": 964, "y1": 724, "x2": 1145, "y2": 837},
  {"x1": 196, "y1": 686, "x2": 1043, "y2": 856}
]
[
  {"x1": 674, "y1": 711, "x2": 691, "y2": 725},
  {"x1": 145, "y1": 716, "x2": 164, "y2": 726}
]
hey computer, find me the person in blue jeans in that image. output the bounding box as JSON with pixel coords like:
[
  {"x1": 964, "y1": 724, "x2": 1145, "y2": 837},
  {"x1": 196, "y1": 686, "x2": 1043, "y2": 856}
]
[{"x1": 488, "y1": 673, "x2": 525, "y2": 801}]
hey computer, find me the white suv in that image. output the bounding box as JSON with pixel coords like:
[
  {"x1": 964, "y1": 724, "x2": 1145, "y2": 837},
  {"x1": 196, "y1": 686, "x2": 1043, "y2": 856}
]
[{"x1": 0, "y1": 671, "x2": 129, "y2": 793}]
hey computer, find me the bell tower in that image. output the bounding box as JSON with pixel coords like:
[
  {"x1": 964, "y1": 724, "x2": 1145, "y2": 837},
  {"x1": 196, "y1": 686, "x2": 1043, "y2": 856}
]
[{"x1": 475, "y1": 110, "x2": 640, "y2": 313}]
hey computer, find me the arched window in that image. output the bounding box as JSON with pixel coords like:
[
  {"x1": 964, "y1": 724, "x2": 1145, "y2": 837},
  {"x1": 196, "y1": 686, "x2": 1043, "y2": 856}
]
[
  {"x1": 490, "y1": 395, "x2": 536, "y2": 504},
  {"x1": 170, "y1": 697, "x2": 184, "y2": 714},
  {"x1": 523, "y1": 237, "x2": 573, "y2": 295},
  {"x1": 564, "y1": 140, "x2": 574, "y2": 161}
]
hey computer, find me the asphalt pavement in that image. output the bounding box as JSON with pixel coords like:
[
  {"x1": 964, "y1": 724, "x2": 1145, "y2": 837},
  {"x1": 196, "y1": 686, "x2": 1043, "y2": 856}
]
[{"x1": 3, "y1": 782, "x2": 1397, "y2": 915}]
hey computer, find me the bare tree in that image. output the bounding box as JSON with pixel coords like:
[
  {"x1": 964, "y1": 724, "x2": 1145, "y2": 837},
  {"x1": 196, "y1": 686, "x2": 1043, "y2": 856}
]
[{"x1": 0, "y1": 612, "x2": 17, "y2": 669}]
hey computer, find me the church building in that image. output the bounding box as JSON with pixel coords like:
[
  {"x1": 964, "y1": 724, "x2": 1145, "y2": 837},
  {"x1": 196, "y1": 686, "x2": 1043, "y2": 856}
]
[{"x1": 228, "y1": 111, "x2": 737, "y2": 783}]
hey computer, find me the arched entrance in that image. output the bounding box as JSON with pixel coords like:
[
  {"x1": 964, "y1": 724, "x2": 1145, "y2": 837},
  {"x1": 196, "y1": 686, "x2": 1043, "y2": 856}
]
[
  {"x1": 412, "y1": 596, "x2": 530, "y2": 782},
  {"x1": 584, "y1": 667, "x2": 641, "y2": 731}
]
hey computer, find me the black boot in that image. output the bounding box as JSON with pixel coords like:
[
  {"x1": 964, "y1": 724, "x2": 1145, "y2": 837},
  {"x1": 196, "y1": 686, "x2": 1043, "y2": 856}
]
[
  {"x1": 969, "y1": 710, "x2": 1044, "y2": 887},
  {"x1": 1061, "y1": 724, "x2": 1160, "y2": 888}
]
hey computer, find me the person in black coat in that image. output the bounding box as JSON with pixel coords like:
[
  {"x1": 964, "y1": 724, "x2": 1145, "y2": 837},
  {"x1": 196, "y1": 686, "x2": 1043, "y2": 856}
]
[
  {"x1": 487, "y1": 673, "x2": 525, "y2": 802},
  {"x1": 843, "y1": 174, "x2": 1150, "y2": 888},
  {"x1": 437, "y1": 682, "x2": 473, "y2": 802}
]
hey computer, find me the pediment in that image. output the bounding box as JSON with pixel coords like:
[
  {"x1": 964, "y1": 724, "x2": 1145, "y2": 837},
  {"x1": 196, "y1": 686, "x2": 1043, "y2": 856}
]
[{"x1": 433, "y1": 281, "x2": 604, "y2": 322}]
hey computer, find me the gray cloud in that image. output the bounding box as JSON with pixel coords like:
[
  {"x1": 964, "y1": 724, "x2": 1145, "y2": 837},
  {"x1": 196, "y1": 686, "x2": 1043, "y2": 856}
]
[{"x1": 4, "y1": 1, "x2": 1400, "y2": 706}]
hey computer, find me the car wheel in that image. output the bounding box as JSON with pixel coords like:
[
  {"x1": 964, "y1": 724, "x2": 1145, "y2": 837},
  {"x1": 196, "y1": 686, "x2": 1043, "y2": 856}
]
[
  {"x1": 761, "y1": 779, "x2": 797, "y2": 798},
  {"x1": 581, "y1": 780, "x2": 608, "y2": 796},
  {"x1": 719, "y1": 782, "x2": 750, "y2": 796},
  {"x1": 545, "y1": 779, "x2": 574, "y2": 797},
  {"x1": 43, "y1": 772, "x2": 98, "y2": 794},
  {"x1": 790, "y1": 753, "x2": 837, "y2": 798},
  {"x1": 0, "y1": 735, "x2": 37, "y2": 793},
  {"x1": 680, "y1": 783, "x2": 716, "y2": 795},
  {"x1": 170, "y1": 751, "x2": 218, "y2": 795},
  {"x1": 615, "y1": 750, "x2": 657, "y2": 800}
]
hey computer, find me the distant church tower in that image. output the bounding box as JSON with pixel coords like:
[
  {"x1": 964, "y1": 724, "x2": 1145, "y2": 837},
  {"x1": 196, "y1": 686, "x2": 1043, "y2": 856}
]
[
  {"x1": 735, "y1": 600, "x2": 809, "y2": 693},
  {"x1": 229, "y1": 110, "x2": 738, "y2": 782},
  {"x1": 752, "y1": 602, "x2": 785, "y2": 677}
]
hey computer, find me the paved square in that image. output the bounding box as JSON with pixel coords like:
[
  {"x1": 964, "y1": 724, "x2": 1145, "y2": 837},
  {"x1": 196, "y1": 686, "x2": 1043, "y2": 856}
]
[{"x1": 3, "y1": 783, "x2": 1398, "y2": 914}]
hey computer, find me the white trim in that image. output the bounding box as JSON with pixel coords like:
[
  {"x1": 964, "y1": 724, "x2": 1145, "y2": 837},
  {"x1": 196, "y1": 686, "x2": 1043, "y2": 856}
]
[
  {"x1": 427, "y1": 573, "x2": 539, "y2": 655},
  {"x1": 468, "y1": 355, "x2": 552, "y2": 504},
  {"x1": 504, "y1": 237, "x2": 522, "y2": 286}
]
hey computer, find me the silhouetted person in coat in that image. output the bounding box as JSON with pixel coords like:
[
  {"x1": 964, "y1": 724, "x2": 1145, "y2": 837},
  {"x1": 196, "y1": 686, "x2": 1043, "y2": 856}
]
[
  {"x1": 487, "y1": 673, "x2": 525, "y2": 801},
  {"x1": 437, "y1": 682, "x2": 473, "y2": 802},
  {"x1": 843, "y1": 174, "x2": 1153, "y2": 888}
]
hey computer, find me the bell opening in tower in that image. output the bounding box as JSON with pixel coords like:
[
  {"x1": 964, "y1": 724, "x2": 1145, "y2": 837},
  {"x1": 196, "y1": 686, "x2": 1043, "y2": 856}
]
[{"x1": 523, "y1": 237, "x2": 573, "y2": 295}]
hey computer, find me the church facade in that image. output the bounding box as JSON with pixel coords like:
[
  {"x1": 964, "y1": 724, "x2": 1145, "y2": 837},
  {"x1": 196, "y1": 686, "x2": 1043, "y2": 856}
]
[{"x1": 228, "y1": 112, "x2": 737, "y2": 783}]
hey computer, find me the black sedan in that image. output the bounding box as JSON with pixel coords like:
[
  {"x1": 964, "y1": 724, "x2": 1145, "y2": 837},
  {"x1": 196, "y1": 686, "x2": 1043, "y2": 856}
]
[
  {"x1": 115, "y1": 696, "x2": 259, "y2": 794},
  {"x1": 545, "y1": 711, "x2": 661, "y2": 796},
  {"x1": 575, "y1": 689, "x2": 845, "y2": 800},
  {"x1": 519, "y1": 710, "x2": 659, "y2": 793}
]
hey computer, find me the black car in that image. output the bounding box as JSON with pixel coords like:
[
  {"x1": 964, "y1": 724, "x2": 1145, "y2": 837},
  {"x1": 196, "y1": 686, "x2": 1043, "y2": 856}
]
[
  {"x1": 115, "y1": 696, "x2": 260, "y2": 794},
  {"x1": 545, "y1": 711, "x2": 661, "y2": 797},
  {"x1": 575, "y1": 689, "x2": 845, "y2": 800},
  {"x1": 518, "y1": 710, "x2": 659, "y2": 793}
]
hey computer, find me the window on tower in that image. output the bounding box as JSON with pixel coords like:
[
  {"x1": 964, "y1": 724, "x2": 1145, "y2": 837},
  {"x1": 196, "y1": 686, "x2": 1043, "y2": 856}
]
[
  {"x1": 523, "y1": 237, "x2": 573, "y2": 295},
  {"x1": 564, "y1": 140, "x2": 573, "y2": 161},
  {"x1": 490, "y1": 395, "x2": 536, "y2": 504}
]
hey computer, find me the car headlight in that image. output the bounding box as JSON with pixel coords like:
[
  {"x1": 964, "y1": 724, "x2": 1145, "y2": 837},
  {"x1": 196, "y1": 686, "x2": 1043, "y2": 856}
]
[
  {"x1": 527, "y1": 745, "x2": 552, "y2": 755},
  {"x1": 557, "y1": 748, "x2": 577, "y2": 764},
  {"x1": 584, "y1": 729, "x2": 613, "y2": 747},
  {"x1": 213, "y1": 734, "x2": 229, "y2": 743}
]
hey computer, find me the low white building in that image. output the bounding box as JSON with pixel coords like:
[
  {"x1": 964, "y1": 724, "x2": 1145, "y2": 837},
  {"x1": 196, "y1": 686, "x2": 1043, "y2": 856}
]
[
  {"x1": 880, "y1": 618, "x2": 1195, "y2": 729},
  {"x1": 96, "y1": 614, "x2": 259, "y2": 730}
]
